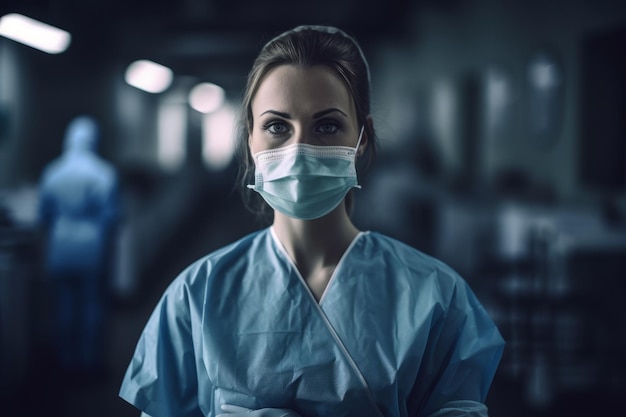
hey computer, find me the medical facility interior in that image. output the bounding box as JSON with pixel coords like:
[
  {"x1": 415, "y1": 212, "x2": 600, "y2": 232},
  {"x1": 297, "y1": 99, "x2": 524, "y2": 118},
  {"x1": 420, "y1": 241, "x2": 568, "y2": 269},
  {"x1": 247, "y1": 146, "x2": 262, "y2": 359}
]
[{"x1": 1, "y1": 0, "x2": 625, "y2": 416}]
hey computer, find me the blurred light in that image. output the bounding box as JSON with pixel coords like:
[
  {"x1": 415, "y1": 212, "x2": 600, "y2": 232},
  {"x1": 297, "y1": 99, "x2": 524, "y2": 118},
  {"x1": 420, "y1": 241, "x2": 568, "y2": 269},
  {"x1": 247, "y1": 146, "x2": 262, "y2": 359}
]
[
  {"x1": 485, "y1": 68, "x2": 512, "y2": 134},
  {"x1": 158, "y1": 102, "x2": 187, "y2": 171},
  {"x1": 202, "y1": 104, "x2": 236, "y2": 170},
  {"x1": 530, "y1": 62, "x2": 558, "y2": 89},
  {"x1": 431, "y1": 80, "x2": 459, "y2": 170},
  {"x1": 0, "y1": 13, "x2": 71, "y2": 54},
  {"x1": 189, "y1": 82, "x2": 225, "y2": 114},
  {"x1": 487, "y1": 70, "x2": 509, "y2": 111},
  {"x1": 125, "y1": 60, "x2": 173, "y2": 94},
  {"x1": 528, "y1": 54, "x2": 562, "y2": 90}
]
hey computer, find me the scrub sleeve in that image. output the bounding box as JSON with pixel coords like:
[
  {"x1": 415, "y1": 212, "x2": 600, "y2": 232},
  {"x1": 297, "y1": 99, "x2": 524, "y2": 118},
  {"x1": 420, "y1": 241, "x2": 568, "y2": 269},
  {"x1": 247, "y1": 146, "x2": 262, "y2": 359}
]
[{"x1": 120, "y1": 277, "x2": 205, "y2": 417}]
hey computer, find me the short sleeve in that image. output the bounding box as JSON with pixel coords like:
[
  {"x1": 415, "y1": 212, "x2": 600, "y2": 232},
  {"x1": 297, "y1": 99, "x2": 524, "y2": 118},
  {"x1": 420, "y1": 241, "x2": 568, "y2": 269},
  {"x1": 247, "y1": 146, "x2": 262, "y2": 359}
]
[
  {"x1": 119, "y1": 278, "x2": 205, "y2": 417},
  {"x1": 415, "y1": 278, "x2": 504, "y2": 417}
]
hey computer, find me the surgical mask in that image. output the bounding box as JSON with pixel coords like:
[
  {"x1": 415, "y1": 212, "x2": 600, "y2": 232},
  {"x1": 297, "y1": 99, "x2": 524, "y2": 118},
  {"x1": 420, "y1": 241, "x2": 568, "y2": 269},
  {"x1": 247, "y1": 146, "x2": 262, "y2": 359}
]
[{"x1": 248, "y1": 126, "x2": 364, "y2": 220}]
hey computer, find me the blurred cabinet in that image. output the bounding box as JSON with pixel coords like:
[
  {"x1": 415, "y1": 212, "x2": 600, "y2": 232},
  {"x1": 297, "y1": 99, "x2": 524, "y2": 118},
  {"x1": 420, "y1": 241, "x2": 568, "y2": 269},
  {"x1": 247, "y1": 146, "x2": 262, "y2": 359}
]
[
  {"x1": 492, "y1": 206, "x2": 626, "y2": 407},
  {"x1": 0, "y1": 226, "x2": 44, "y2": 392}
]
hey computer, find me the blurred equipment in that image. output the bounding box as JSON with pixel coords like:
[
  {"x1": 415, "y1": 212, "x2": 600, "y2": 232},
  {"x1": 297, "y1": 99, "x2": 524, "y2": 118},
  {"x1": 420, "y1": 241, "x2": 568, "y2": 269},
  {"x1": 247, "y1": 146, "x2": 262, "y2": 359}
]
[
  {"x1": 0, "y1": 200, "x2": 43, "y2": 392},
  {"x1": 492, "y1": 204, "x2": 626, "y2": 409}
]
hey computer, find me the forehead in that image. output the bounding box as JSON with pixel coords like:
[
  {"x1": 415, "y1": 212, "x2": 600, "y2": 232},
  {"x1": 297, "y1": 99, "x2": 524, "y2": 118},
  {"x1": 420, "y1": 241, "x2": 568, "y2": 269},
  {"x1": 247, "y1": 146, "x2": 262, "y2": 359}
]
[{"x1": 251, "y1": 64, "x2": 356, "y2": 118}]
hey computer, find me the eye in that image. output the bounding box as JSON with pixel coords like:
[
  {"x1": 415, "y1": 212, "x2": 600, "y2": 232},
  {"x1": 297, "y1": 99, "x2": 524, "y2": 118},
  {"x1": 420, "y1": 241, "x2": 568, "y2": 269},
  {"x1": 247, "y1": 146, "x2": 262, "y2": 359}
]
[
  {"x1": 263, "y1": 121, "x2": 289, "y2": 136},
  {"x1": 315, "y1": 121, "x2": 340, "y2": 135}
]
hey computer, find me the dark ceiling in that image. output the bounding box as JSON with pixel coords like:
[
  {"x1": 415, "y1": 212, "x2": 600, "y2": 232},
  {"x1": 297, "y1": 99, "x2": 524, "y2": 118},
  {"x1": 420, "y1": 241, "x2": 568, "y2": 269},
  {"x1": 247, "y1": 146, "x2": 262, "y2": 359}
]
[{"x1": 1, "y1": 0, "x2": 420, "y2": 94}]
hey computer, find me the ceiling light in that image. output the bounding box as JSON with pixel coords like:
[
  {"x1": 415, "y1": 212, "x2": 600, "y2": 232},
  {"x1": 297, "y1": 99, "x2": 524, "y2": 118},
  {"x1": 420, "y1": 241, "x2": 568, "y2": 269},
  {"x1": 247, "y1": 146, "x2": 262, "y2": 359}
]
[
  {"x1": 189, "y1": 82, "x2": 225, "y2": 114},
  {"x1": 125, "y1": 60, "x2": 173, "y2": 93},
  {"x1": 0, "y1": 13, "x2": 71, "y2": 54}
]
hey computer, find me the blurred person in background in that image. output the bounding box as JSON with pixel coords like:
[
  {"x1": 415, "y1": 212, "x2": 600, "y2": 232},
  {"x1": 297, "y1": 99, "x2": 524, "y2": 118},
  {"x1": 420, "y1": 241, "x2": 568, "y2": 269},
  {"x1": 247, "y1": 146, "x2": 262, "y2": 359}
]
[
  {"x1": 38, "y1": 115, "x2": 119, "y2": 380},
  {"x1": 120, "y1": 26, "x2": 504, "y2": 417}
]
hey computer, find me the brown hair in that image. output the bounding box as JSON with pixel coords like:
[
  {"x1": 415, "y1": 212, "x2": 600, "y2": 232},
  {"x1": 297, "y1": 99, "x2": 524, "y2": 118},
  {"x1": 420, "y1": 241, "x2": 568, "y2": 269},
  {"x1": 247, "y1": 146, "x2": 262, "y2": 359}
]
[{"x1": 235, "y1": 25, "x2": 377, "y2": 224}]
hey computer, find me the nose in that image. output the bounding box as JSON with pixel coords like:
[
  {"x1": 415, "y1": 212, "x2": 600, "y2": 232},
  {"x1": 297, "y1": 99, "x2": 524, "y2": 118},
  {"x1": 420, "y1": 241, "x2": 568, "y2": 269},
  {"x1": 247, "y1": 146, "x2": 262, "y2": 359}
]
[{"x1": 292, "y1": 127, "x2": 311, "y2": 145}]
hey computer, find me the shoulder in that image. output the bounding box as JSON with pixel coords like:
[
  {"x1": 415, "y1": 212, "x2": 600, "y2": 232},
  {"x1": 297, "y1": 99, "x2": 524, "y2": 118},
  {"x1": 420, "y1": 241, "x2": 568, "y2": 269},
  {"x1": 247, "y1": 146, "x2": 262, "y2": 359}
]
[
  {"x1": 360, "y1": 232, "x2": 502, "y2": 343},
  {"x1": 40, "y1": 158, "x2": 63, "y2": 184},
  {"x1": 163, "y1": 228, "x2": 271, "y2": 298},
  {"x1": 358, "y1": 231, "x2": 472, "y2": 307},
  {"x1": 359, "y1": 231, "x2": 460, "y2": 280},
  {"x1": 87, "y1": 155, "x2": 118, "y2": 184}
]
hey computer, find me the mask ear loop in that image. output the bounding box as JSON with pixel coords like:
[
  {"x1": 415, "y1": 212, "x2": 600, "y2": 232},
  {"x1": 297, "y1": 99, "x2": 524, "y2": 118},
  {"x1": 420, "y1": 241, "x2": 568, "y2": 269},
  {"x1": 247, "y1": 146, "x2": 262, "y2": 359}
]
[
  {"x1": 352, "y1": 126, "x2": 365, "y2": 189},
  {"x1": 355, "y1": 125, "x2": 365, "y2": 156}
]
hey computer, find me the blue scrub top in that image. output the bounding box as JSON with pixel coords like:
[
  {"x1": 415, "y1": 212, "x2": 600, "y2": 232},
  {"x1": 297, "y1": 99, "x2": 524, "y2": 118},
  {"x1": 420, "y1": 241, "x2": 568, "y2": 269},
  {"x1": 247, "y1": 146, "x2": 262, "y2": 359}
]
[{"x1": 120, "y1": 228, "x2": 504, "y2": 417}]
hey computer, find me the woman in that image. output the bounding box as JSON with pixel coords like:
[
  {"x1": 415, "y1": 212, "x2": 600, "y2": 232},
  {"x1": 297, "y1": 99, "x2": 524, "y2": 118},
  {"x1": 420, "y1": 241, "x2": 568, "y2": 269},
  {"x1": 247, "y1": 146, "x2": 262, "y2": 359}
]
[{"x1": 119, "y1": 25, "x2": 504, "y2": 417}]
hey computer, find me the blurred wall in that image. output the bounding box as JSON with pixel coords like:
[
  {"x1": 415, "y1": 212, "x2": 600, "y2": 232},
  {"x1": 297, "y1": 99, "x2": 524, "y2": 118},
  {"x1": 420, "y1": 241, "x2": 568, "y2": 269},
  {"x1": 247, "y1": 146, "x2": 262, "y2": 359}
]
[
  {"x1": 369, "y1": 0, "x2": 626, "y2": 203},
  {"x1": 0, "y1": 0, "x2": 624, "y2": 201},
  {"x1": 0, "y1": 41, "x2": 28, "y2": 187}
]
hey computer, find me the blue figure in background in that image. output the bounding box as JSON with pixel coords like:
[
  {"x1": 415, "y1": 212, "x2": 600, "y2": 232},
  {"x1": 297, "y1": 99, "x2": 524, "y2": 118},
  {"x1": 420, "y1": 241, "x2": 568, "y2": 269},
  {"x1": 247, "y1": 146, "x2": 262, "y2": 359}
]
[{"x1": 38, "y1": 115, "x2": 119, "y2": 378}]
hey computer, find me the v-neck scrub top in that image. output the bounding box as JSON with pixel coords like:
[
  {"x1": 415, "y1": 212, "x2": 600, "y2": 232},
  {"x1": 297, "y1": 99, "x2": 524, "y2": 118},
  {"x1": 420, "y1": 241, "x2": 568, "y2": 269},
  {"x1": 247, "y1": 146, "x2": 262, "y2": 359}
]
[{"x1": 119, "y1": 227, "x2": 504, "y2": 417}]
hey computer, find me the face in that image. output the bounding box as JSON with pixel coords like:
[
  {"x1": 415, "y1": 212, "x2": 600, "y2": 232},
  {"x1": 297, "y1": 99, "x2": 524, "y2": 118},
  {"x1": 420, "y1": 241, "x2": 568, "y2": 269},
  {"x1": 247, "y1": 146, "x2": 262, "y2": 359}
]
[{"x1": 249, "y1": 64, "x2": 365, "y2": 155}]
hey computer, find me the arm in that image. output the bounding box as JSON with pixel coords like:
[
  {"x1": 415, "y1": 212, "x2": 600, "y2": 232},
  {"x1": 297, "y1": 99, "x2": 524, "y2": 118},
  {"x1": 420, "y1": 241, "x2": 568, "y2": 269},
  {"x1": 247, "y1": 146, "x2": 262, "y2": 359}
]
[
  {"x1": 414, "y1": 279, "x2": 504, "y2": 417},
  {"x1": 119, "y1": 276, "x2": 204, "y2": 417}
]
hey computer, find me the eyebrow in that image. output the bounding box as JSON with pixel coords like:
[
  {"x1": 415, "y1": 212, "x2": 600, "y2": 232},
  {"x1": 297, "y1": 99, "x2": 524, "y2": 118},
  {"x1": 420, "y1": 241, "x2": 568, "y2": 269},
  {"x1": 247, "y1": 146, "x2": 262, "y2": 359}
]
[
  {"x1": 313, "y1": 108, "x2": 348, "y2": 119},
  {"x1": 259, "y1": 108, "x2": 348, "y2": 119}
]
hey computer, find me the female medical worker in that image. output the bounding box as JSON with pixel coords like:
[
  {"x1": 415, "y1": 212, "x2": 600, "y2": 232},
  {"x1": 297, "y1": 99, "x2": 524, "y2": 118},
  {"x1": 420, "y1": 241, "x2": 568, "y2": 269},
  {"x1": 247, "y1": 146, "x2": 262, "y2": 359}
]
[{"x1": 119, "y1": 25, "x2": 505, "y2": 417}]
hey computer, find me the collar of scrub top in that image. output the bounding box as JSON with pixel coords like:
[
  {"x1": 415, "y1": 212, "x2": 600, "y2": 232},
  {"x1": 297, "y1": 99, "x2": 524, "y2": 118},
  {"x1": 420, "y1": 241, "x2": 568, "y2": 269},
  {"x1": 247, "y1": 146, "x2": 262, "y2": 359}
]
[{"x1": 263, "y1": 25, "x2": 371, "y2": 85}]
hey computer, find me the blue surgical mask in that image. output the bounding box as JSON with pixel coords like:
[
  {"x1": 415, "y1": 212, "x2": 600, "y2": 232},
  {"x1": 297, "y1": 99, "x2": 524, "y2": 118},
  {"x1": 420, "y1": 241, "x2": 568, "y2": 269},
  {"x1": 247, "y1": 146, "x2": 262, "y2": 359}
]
[{"x1": 248, "y1": 127, "x2": 364, "y2": 220}]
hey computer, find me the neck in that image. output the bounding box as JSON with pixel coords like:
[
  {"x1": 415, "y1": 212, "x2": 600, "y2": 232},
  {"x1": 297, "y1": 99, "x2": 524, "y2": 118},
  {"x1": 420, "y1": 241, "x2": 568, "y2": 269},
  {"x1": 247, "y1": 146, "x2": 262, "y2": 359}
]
[{"x1": 272, "y1": 204, "x2": 359, "y2": 272}]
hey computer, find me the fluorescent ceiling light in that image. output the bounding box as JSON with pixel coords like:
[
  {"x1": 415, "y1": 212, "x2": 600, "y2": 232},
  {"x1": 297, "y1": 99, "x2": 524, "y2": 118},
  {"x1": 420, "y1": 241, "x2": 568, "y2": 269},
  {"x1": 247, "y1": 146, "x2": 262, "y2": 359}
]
[
  {"x1": 125, "y1": 60, "x2": 173, "y2": 93},
  {"x1": 0, "y1": 13, "x2": 71, "y2": 54},
  {"x1": 189, "y1": 82, "x2": 225, "y2": 114}
]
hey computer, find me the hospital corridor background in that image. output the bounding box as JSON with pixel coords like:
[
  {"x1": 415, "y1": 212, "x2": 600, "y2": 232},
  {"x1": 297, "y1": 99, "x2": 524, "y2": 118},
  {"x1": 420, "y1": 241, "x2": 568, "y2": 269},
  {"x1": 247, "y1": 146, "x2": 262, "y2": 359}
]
[{"x1": 1, "y1": 1, "x2": 625, "y2": 416}]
